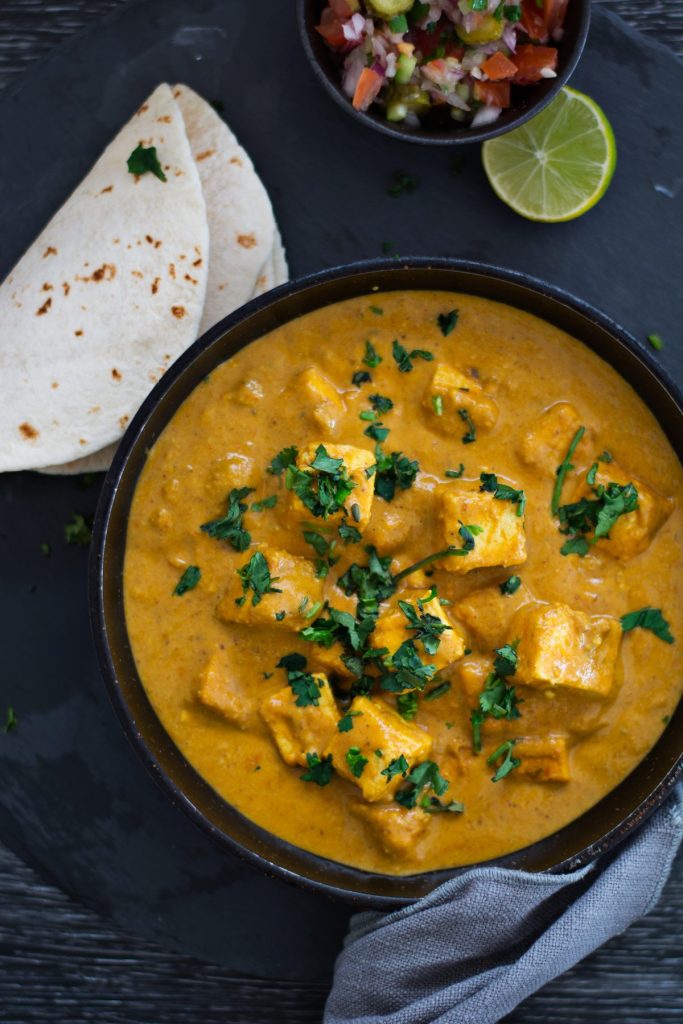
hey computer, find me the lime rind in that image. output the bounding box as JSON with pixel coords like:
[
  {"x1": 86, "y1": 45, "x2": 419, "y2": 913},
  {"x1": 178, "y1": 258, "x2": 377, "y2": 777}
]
[{"x1": 482, "y1": 87, "x2": 617, "y2": 223}]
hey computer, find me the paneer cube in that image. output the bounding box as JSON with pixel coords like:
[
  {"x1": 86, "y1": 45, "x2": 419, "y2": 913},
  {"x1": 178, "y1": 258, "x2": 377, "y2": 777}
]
[
  {"x1": 371, "y1": 589, "x2": 467, "y2": 671},
  {"x1": 289, "y1": 442, "x2": 375, "y2": 527},
  {"x1": 296, "y1": 367, "x2": 346, "y2": 434},
  {"x1": 324, "y1": 695, "x2": 432, "y2": 802},
  {"x1": 423, "y1": 364, "x2": 498, "y2": 435},
  {"x1": 512, "y1": 602, "x2": 621, "y2": 698},
  {"x1": 454, "y1": 655, "x2": 492, "y2": 707},
  {"x1": 216, "y1": 546, "x2": 324, "y2": 630},
  {"x1": 206, "y1": 453, "x2": 256, "y2": 499},
  {"x1": 351, "y1": 802, "x2": 430, "y2": 857},
  {"x1": 233, "y1": 378, "x2": 264, "y2": 407},
  {"x1": 197, "y1": 649, "x2": 253, "y2": 728},
  {"x1": 572, "y1": 461, "x2": 673, "y2": 560},
  {"x1": 518, "y1": 402, "x2": 590, "y2": 474},
  {"x1": 513, "y1": 736, "x2": 570, "y2": 782},
  {"x1": 363, "y1": 502, "x2": 417, "y2": 555},
  {"x1": 436, "y1": 482, "x2": 527, "y2": 572},
  {"x1": 260, "y1": 674, "x2": 339, "y2": 767},
  {"x1": 452, "y1": 582, "x2": 532, "y2": 650}
]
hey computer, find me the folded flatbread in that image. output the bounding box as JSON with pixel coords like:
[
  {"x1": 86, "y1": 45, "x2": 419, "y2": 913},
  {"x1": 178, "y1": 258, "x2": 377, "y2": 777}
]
[{"x1": 0, "y1": 82, "x2": 287, "y2": 475}]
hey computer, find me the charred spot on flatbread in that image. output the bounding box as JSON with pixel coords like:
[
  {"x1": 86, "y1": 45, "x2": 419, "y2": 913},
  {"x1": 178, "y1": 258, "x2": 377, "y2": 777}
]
[
  {"x1": 172, "y1": 305, "x2": 186, "y2": 319},
  {"x1": 19, "y1": 422, "x2": 39, "y2": 440},
  {"x1": 43, "y1": 247, "x2": 57, "y2": 257},
  {"x1": 36, "y1": 297, "x2": 52, "y2": 316},
  {"x1": 111, "y1": 369, "x2": 122, "y2": 381},
  {"x1": 237, "y1": 233, "x2": 257, "y2": 249}
]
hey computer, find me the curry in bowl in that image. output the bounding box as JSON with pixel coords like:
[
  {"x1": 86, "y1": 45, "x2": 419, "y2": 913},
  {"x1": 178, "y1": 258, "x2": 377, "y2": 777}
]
[{"x1": 123, "y1": 290, "x2": 682, "y2": 875}]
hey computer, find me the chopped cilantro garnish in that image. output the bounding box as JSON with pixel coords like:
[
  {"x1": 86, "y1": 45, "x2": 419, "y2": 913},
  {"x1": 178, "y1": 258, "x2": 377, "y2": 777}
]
[
  {"x1": 364, "y1": 422, "x2": 389, "y2": 443},
  {"x1": 352, "y1": 370, "x2": 372, "y2": 386},
  {"x1": 274, "y1": 611, "x2": 286, "y2": 622},
  {"x1": 380, "y1": 639, "x2": 437, "y2": 694},
  {"x1": 337, "y1": 711, "x2": 362, "y2": 733},
  {"x1": 392, "y1": 340, "x2": 433, "y2": 373},
  {"x1": 398, "y1": 599, "x2": 451, "y2": 655},
  {"x1": 397, "y1": 691, "x2": 418, "y2": 720},
  {"x1": 338, "y1": 546, "x2": 396, "y2": 616},
  {"x1": 479, "y1": 472, "x2": 526, "y2": 517},
  {"x1": 369, "y1": 394, "x2": 394, "y2": 415},
  {"x1": 251, "y1": 495, "x2": 278, "y2": 512},
  {"x1": 346, "y1": 747, "x2": 368, "y2": 778},
  {"x1": 458, "y1": 408, "x2": 476, "y2": 444},
  {"x1": 300, "y1": 752, "x2": 334, "y2": 786},
  {"x1": 598, "y1": 450, "x2": 614, "y2": 464},
  {"x1": 172, "y1": 565, "x2": 201, "y2": 596},
  {"x1": 381, "y1": 754, "x2": 410, "y2": 781},
  {"x1": 267, "y1": 445, "x2": 298, "y2": 477},
  {"x1": 364, "y1": 339, "x2": 382, "y2": 366},
  {"x1": 64, "y1": 513, "x2": 92, "y2": 547},
  {"x1": 392, "y1": 541, "x2": 471, "y2": 584},
  {"x1": 201, "y1": 486, "x2": 253, "y2": 551},
  {"x1": 303, "y1": 529, "x2": 338, "y2": 578},
  {"x1": 360, "y1": 410, "x2": 377, "y2": 422},
  {"x1": 395, "y1": 760, "x2": 450, "y2": 810},
  {"x1": 127, "y1": 143, "x2": 167, "y2": 181},
  {"x1": 432, "y1": 395, "x2": 444, "y2": 416},
  {"x1": 487, "y1": 739, "x2": 521, "y2": 782},
  {"x1": 286, "y1": 444, "x2": 355, "y2": 519},
  {"x1": 551, "y1": 426, "x2": 585, "y2": 514},
  {"x1": 339, "y1": 521, "x2": 362, "y2": 545},
  {"x1": 277, "y1": 652, "x2": 322, "y2": 707},
  {"x1": 424, "y1": 681, "x2": 451, "y2": 701},
  {"x1": 422, "y1": 796, "x2": 465, "y2": 814},
  {"x1": 500, "y1": 575, "x2": 521, "y2": 596},
  {"x1": 4, "y1": 706, "x2": 17, "y2": 734},
  {"x1": 558, "y1": 480, "x2": 639, "y2": 557},
  {"x1": 445, "y1": 464, "x2": 465, "y2": 479},
  {"x1": 621, "y1": 607, "x2": 674, "y2": 644},
  {"x1": 647, "y1": 333, "x2": 664, "y2": 351},
  {"x1": 560, "y1": 536, "x2": 591, "y2": 557},
  {"x1": 368, "y1": 305, "x2": 384, "y2": 316},
  {"x1": 236, "y1": 551, "x2": 281, "y2": 606},
  {"x1": 388, "y1": 170, "x2": 418, "y2": 196},
  {"x1": 437, "y1": 310, "x2": 459, "y2": 336},
  {"x1": 586, "y1": 462, "x2": 598, "y2": 486},
  {"x1": 471, "y1": 642, "x2": 521, "y2": 752},
  {"x1": 373, "y1": 446, "x2": 419, "y2": 502}
]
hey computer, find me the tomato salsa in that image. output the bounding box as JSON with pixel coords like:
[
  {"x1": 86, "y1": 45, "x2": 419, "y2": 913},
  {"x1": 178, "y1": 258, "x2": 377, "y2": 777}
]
[{"x1": 316, "y1": 0, "x2": 568, "y2": 129}]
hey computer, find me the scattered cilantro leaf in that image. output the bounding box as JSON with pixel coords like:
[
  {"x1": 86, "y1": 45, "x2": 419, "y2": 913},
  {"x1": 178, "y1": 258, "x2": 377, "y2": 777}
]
[
  {"x1": 346, "y1": 747, "x2": 368, "y2": 778},
  {"x1": 487, "y1": 739, "x2": 521, "y2": 782},
  {"x1": 437, "y1": 310, "x2": 459, "y2": 336},
  {"x1": 236, "y1": 551, "x2": 281, "y2": 606},
  {"x1": 551, "y1": 426, "x2": 585, "y2": 514},
  {"x1": 201, "y1": 486, "x2": 253, "y2": 551},
  {"x1": 64, "y1": 513, "x2": 92, "y2": 547},
  {"x1": 368, "y1": 306, "x2": 384, "y2": 316},
  {"x1": 300, "y1": 752, "x2": 334, "y2": 786},
  {"x1": 621, "y1": 607, "x2": 674, "y2": 644},
  {"x1": 399, "y1": 599, "x2": 451, "y2": 655},
  {"x1": 392, "y1": 340, "x2": 433, "y2": 373},
  {"x1": 286, "y1": 444, "x2": 355, "y2": 519},
  {"x1": 445, "y1": 464, "x2": 465, "y2": 479},
  {"x1": 352, "y1": 370, "x2": 372, "y2": 386},
  {"x1": 172, "y1": 565, "x2": 201, "y2": 596},
  {"x1": 647, "y1": 333, "x2": 664, "y2": 351},
  {"x1": 127, "y1": 143, "x2": 166, "y2": 181},
  {"x1": 364, "y1": 340, "x2": 382, "y2": 367},
  {"x1": 380, "y1": 639, "x2": 437, "y2": 694},
  {"x1": 432, "y1": 395, "x2": 444, "y2": 416},
  {"x1": 251, "y1": 495, "x2": 278, "y2": 512},
  {"x1": 458, "y1": 408, "x2": 476, "y2": 444},
  {"x1": 381, "y1": 754, "x2": 410, "y2": 781},
  {"x1": 267, "y1": 445, "x2": 298, "y2": 477},
  {"x1": 500, "y1": 575, "x2": 521, "y2": 596},
  {"x1": 339, "y1": 522, "x2": 362, "y2": 545},
  {"x1": 364, "y1": 421, "x2": 389, "y2": 443},
  {"x1": 373, "y1": 446, "x2": 419, "y2": 502},
  {"x1": 424, "y1": 681, "x2": 451, "y2": 701},
  {"x1": 303, "y1": 529, "x2": 338, "y2": 577},
  {"x1": 479, "y1": 472, "x2": 526, "y2": 516},
  {"x1": 395, "y1": 760, "x2": 450, "y2": 810},
  {"x1": 4, "y1": 706, "x2": 17, "y2": 734},
  {"x1": 337, "y1": 711, "x2": 362, "y2": 733},
  {"x1": 397, "y1": 691, "x2": 418, "y2": 720},
  {"x1": 369, "y1": 393, "x2": 394, "y2": 415}
]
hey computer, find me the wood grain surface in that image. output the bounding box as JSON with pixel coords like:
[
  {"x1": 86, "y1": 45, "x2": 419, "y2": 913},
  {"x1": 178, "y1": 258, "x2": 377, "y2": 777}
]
[{"x1": 0, "y1": 2, "x2": 681, "y2": 1022}]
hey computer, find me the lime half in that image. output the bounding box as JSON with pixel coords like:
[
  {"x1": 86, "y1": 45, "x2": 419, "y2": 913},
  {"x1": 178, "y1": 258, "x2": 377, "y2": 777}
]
[{"x1": 482, "y1": 87, "x2": 617, "y2": 223}]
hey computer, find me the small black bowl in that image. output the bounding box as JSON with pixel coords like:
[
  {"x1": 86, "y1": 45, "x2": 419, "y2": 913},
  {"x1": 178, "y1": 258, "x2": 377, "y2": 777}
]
[
  {"x1": 91, "y1": 258, "x2": 683, "y2": 909},
  {"x1": 297, "y1": 0, "x2": 591, "y2": 145}
]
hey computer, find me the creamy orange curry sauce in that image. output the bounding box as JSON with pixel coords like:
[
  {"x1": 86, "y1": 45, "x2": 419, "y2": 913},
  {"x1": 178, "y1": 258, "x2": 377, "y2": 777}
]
[{"x1": 124, "y1": 291, "x2": 683, "y2": 874}]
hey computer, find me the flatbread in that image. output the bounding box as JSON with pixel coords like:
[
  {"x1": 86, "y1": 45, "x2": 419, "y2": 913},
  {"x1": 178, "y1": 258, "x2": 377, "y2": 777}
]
[
  {"x1": 40, "y1": 230, "x2": 289, "y2": 476},
  {"x1": 0, "y1": 84, "x2": 209, "y2": 472},
  {"x1": 172, "y1": 85, "x2": 275, "y2": 336}
]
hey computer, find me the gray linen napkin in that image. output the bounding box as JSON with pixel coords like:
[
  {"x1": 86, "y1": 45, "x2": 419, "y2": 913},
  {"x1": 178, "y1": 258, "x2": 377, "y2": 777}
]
[{"x1": 324, "y1": 786, "x2": 682, "y2": 1024}]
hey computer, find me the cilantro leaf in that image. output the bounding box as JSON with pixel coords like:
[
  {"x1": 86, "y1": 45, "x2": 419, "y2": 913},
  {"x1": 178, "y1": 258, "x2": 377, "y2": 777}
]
[
  {"x1": 424, "y1": 680, "x2": 451, "y2": 701},
  {"x1": 346, "y1": 747, "x2": 368, "y2": 778},
  {"x1": 236, "y1": 551, "x2": 281, "y2": 606},
  {"x1": 395, "y1": 760, "x2": 450, "y2": 809},
  {"x1": 352, "y1": 370, "x2": 372, "y2": 386},
  {"x1": 285, "y1": 444, "x2": 355, "y2": 519},
  {"x1": 551, "y1": 426, "x2": 585, "y2": 514},
  {"x1": 267, "y1": 446, "x2": 298, "y2": 477},
  {"x1": 373, "y1": 446, "x2": 419, "y2": 502},
  {"x1": 479, "y1": 472, "x2": 526, "y2": 516},
  {"x1": 339, "y1": 522, "x2": 362, "y2": 544},
  {"x1": 64, "y1": 513, "x2": 92, "y2": 547},
  {"x1": 398, "y1": 599, "x2": 451, "y2": 655},
  {"x1": 277, "y1": 652, "x2": 307, "y2": 672},
  {"x1": 392, "y1": 340, "x2": 433, "y2": 373},
  {"x1": 127, "y1": 144, "x2": 167, "y2": 181},
  {"x1": 380, "y1": 639, "x2": 437, "y2": 694},
  {"x1": 337, "y1": 711, "x2": 362, "y2": 733},
  {"x1": 251, "y1": 495, "x2": 278, "y2": 512},
  {"x1": 300, "y1": 752, "x2": 334, "y2": 786},
  {"x1": 445, "y1": 464, "x2": 465, "y2": 479},
  {"x1": 201, "y1": 486, "x2": 253, "y2": 551},
  {"x1": 621, "y1": 607, "x2": 674, "y2": 644},
  {"x1": 397, "y1": 691, "x2": 419, "y2": 720},
  {"x1": 381, "y1": 754, "x2": 410, "y2": 781},
  {"x1": 560, "y1": 536, "x2": 591, "y2": 557},
  {"x1": 458, "y1": 408, "x2": 476, "y2": 444},
  {"x1": 172, "y1": 565, "x2": 201, "y2": 596},
  {"x1": 364, "y1": 422, "x2": 389, "y2": 443},
  {"x1": 303, "y1": 529, "x2": 338, "y2": 577},
  {"x1": 487, "y1": 739, "x2": 521, "y2": 782},
  {"x1": 437, "y1": 310, "x2": 459, "y2": 336},
  {"x1": 500, "y1": 575, "x2": 521, "y2": 595},
  {"x1": 369, "y1": 394, "x2": 394, "y2": 415},
  {"x1": 364, "y1": 340, "x2": 382, "y2": 367}
]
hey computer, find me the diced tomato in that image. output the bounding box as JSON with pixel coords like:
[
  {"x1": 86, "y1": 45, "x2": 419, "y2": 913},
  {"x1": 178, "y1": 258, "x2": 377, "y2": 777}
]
[
  {"x1": 473, "y1": 81, "x2": 511, "y2": 108},
  {"x1": 520, "y1": 0, "x2": 549, "y2": 43},
  {"x1": 352, "y1": 67, "x2": 384, "y2": 111},
  {"x1": 329, "y1": 0, "x2": 355, "y2": 16},
  {"x1": 513, "y1": 45, "x2": 558, "y2": 83},
  {"x1": 544, "y1": 0, "x2": 568, "y2": 34},
  {"x1": 481, "y1": 51, "x2": 518, "y2": 81},
  {"x1": 410, "y1": 19, "x2": 464, "y2": 60},
  {"x1": 316, "y1": 9, "x2": 347, "y2": 49}
]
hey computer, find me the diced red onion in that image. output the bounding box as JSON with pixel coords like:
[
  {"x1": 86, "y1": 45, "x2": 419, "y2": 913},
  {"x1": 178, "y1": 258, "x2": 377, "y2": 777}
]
[
  {"x1": 502, "y1": 23, "x2": 517, "y2": 52},
  {"x1": 342, "y1": 12, "x2": 366, "y2": 44},
  {"x1": 342, "y1": 45, "x2": 367, "y2": 97},
  {"x1": 471, "y1": 104, "x2": 501, "y2": 127}
]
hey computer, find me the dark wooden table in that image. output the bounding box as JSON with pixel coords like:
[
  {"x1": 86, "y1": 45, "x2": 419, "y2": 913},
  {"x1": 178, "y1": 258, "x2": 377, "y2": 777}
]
[{"x1": 1, "y1": 2, "x2": 681, "y2": 1021}]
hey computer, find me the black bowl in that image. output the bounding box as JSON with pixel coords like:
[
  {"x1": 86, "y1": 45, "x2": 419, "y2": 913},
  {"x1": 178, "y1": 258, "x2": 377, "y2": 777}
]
[
  {"x1": 297, "y1": 0, "x2": 591, "y2": 145},
  {"x1": 91, "y1": 258, "x2": 683, "y2": 909}
]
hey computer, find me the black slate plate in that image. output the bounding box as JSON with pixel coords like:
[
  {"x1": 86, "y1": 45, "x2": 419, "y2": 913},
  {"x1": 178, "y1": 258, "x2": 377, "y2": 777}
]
[{"x1": 0, "y1": 0, "x2": 682, "y2": 981}]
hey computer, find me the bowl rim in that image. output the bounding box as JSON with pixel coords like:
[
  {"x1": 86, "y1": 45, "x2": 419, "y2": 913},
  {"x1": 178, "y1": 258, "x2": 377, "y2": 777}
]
[
  {"x1": 90, "y1": 256, "x2": 683, "y2": 908},
  {"x1": 296, "y1": 0, "x2": 592, "y2": 146}
]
